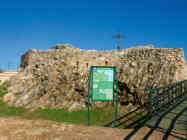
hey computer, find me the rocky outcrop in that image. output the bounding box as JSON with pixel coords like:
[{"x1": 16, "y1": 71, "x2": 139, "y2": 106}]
[{"x1": 3, "y1": 44, "x2": 186, "y2": 110}]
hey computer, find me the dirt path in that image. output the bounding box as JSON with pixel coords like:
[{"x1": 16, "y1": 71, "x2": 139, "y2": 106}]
[{"x1": 0, "y1": 117, "x2": 183, "y2": 140}]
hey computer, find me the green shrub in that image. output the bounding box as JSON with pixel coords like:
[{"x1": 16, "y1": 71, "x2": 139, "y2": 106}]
[{"x1": 0, "y1": 88, "x2": 7, "y2": 97}]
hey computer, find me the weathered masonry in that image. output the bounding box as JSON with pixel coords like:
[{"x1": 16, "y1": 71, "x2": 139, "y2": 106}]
[{"x1": 3, "y1": 44, "x2": 187, "y2": 110}]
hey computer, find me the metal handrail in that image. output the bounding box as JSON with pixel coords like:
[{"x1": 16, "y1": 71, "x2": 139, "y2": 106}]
[{"x1": 146, "y1": 80, "x2": 187, "y2": 114}]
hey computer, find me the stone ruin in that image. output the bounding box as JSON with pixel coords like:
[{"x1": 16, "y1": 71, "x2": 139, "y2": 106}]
[{"x1": 2, "y1": 44, "x2": 187, "y2": 111}]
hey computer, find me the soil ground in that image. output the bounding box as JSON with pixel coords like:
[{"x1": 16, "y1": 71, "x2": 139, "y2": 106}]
[{"x1": 0, "y1": 117, "x2": 184, "y2": 140}]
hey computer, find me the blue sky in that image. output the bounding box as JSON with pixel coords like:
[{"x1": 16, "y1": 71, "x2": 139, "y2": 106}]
[{"x1": 0, "y1": 0, "x2": 187, "y2": 70}]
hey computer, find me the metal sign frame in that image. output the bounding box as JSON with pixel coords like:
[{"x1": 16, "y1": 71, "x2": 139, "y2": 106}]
[
  {"x1": 90, "y1": 66, "x2": 116, "y2": 101},
  {"x1": 87, "y1": 66, "x2": 119, "y2": 126}
]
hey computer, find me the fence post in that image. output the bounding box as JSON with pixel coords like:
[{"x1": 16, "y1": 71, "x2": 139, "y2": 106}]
[{"x1": 148, "y1": 89, "x2": 153, "y2": 114}]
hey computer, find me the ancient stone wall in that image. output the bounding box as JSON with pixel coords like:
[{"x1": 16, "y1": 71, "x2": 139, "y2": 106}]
[
  {"x1": 118, "y1": 48, "x2": 185, "y2": 89},
  {"x1": 3, "y1": 44, "x2": 186, "y2": 110}
]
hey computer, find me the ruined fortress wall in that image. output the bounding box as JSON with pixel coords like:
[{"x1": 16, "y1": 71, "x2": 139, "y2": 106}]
[
  {"x1": 3, "y1": 45, "x2": 186, "y2": 110},
  {"x1": 118, "y1": 48, "x2": 185, "y2": 89}
]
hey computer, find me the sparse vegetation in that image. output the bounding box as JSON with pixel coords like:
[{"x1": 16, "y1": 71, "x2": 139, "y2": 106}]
[
  {"x1": 0, "y1": 88, "x2": 7, "y2": 97},
  {"x1": 30, "y1": 108, "x2": 114, "y2": 126},
  {"x1": 0, "y1": 88, "x2": 148, "y2": 128},
  {"x1": 0, "y1": 87, "x2": 114, "y2": 126},
  {"x1": 0, "y1": 88, "x2": 26, "y2": 116}
]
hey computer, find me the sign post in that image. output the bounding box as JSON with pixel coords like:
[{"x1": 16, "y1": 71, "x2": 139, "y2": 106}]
[{"x1": 87, "y1": 66, "x2": 118, "y2": 126}]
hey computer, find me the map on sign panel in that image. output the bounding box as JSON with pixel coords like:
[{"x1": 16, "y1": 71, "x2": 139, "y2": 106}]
[{"x1": 91, "y1": 67, "x2": 115, "y2": 101}]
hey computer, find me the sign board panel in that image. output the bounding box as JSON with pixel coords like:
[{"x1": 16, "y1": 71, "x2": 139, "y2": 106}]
[{"x1": 90, "y1": 66, "x2": 116, "y2": 101}]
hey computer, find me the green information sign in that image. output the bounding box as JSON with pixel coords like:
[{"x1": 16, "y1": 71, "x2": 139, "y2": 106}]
[
  {"x1": 87, "y1": 66, "x2": 118, "y2": 126},
  {"x1": 90, "y1": 66, "x2": 116, "y2": 101}
]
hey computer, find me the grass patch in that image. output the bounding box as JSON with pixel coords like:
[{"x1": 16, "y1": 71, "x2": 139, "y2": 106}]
[
  {"x1": 0, "y1": 87, "x2": 149, "y2": 127},
  {"x1": 0, "y1": 87, "x2": 115, "y2": 126},
  {"x1": 0, "y1": 88, "x2": 26, "y2": 116},
  {"x1": 0, "y1": 104, "x2": 26, "y2": 116},
  {"x1": 28, "y1": 108, "x2": 114, "y2": 126}
]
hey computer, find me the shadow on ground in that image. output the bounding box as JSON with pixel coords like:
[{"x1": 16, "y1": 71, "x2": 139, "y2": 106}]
[{"x1": 105, "y1": 96, "x2": 187, "y2": 140}]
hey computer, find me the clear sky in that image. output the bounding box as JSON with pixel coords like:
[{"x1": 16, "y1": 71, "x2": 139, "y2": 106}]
[{"x1": 0, "y1": 0, "x2": 187, "y2": 70}]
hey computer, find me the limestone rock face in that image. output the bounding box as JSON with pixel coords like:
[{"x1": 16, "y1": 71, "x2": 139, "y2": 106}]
[{"x1": 3, "y1": 44, "x2": 186, "y2": 110}]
